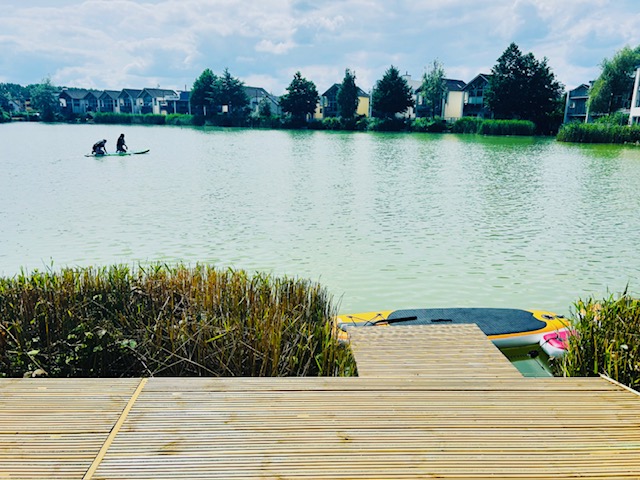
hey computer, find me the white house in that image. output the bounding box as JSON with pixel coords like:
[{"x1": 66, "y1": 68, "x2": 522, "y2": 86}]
[{"x1": 629, "y1": 67, "x2": 640, "y2": 125}]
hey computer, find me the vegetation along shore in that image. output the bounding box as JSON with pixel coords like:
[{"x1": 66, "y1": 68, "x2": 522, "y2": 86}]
[
  {"x1": 1, "y1": 265, "x2": 638, "y2": 392},
  {"x1": 3, "y1": 43, "x2": 640, "y2": 142}
]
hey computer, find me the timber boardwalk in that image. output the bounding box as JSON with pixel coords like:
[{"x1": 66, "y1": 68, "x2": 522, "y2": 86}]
[{"x1": 1, "y1": 324, "x2": 639, "y2": 479}]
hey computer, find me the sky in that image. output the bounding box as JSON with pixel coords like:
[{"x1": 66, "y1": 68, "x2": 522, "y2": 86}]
[{"x1": 1, "y1": 0, "x2": 640, "y2": 96}]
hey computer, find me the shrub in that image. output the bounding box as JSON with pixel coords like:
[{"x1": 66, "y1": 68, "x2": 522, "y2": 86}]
[
  {"x1": 0, "y1": 264, "x2": 355, "y2": 378},
  {"x1": 478, "y1": 119, "x2": 536, "y2": 136},
  {"x1": 412, "y1": 117, "x2": 448, "y2": 133},
  {"x1": 369, "y1": 117, "x2": 409, "y2": 132},
  {"x1": 557, "y1": 122, "x2": 640, "y2": 143},
  {"x1": 322, "y1": 117, "x2": 342, "y2": 130},
  {"x1": 451, "y1": 116, "x2": 483, "y2": 134},
  {"x1": 166, "y1": 114, "x2": 195, "y2": 126},
  {"x1": 556, "y1": 292, "x2": 640, "y2": 390},
  {"x1": 93, "y1": 112, "x2": 132, "y2": 124}
]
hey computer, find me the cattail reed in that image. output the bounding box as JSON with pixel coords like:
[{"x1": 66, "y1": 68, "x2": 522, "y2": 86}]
[{"x1": 0, "y1": 264, "x2": 356, "y2": 378}]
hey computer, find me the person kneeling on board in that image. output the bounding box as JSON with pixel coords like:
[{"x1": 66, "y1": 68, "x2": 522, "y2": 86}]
[{"x1": 92, "y1": 139, "x2": 107, "y2": 155}]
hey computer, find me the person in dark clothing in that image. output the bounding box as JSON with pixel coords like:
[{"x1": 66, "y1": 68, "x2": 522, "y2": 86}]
[
  {"x1": 116, "y1": 133, "x2": 127, "y2": 153},
  {"x1": 92, "y1": 139, "x2": 107, "y2": 155}
]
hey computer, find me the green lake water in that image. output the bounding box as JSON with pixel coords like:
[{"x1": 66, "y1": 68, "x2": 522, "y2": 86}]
[{"x1": 1, "y1": 122, "x2": 639, "y2": 315}]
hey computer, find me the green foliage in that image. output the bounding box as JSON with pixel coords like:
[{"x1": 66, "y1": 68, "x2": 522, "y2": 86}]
[
  {"x1": 485, "y1": 43, "x2": 563, "y2": 131},
  {"x1": 280, "y1": 72, "x2": 319, "y2": 126},
  {"x1": 450, "y1": 117, "x2": 535, "y2": 136},
  {"x1": 165, "y1": 114, "x2": 195, "y2": 126},
  {"x1": 594, "y1": 112, "x2": 630, "y2": 126},
  {"x1": 451, "y1": 117, "x2": 483, "y2": 133},
  {"x1": 337, "y1": 69, "x2": 359, "y2": 119},
  {"x1": 369, "y1": 116, "x2": 409, "y2": 132},
  {"x1": 0, "y1": 107, "x2": 10, "y2": 123},
  {"x1": 29, "y1": 78, "x2": 61, "y2": 122},
  {"x1": 371, "y1": 65, "x2": 414, "y2": 118},
  {"x1": 411, "y1": 117, "x2": 448, "y2": 133},
  {"x1": 557, "y1": 122, "x2": 640, "y2": 143},
  {"x1": 191, "y1": 68, "x2": 218, "y2": 116},
  {"x1": 478, "y1": 119, "x2": 536, "y2": 136},
  {"x1": 420, "y1": 59, "x2": 447, "y2": 118},
  {"x1": 217, "y1": 68, "x2": 250, "y2": 118},
  {"x1": 556, "y1": 293, "x2": 640, "y2": 390},
  {"x1": 588, "y1": 46, "x2": 640, "y2": 115},
  {"x1": 0, "y1": 265, "x2": 356, "y2": 378}
]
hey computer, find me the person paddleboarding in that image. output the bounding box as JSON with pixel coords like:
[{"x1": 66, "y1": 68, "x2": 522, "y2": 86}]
[
  {"x1": 116, "y1": 133, "x2": 127, "y2": 153},
  {"x1": 92, "y1": 139, "x2": 107, "y2": 155}
]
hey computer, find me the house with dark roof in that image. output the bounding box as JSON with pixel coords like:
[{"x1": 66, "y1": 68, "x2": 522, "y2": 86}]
[
  {"x1": 98, "y1": 90, "x2": 120, "y2": 113},
  {"x1": 414, "y1": 78, "x2": 467, "y2": 120},
  {"x1": 563, "y1": 84, "x2": 590, "y2": 123},
  {"x1": 462, "y1": 74, "x2": 492, "y2": 118},
  {"x1": 138, "y1": 88, "x2": 179, "y2": 114},
  {"x1": 317, "y1": 83, "x2": 370, "y2": 118},
  {"x1": 118, "y1": 89, "x2": 142, "y2": 114},
  {"x1": 59, "y1": 88, "x2": 92, "y2": 116},
  {"x1": 244, "y1": 86, "x2": 281, "y2": 116}
]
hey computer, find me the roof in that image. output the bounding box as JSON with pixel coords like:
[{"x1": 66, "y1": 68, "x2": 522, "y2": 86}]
[
  {"x1": 444, "y1": 78, "x2": 466, "y2": 91},
  {"x1": 59, "y1": 88, "x2": 91, "y2": 99},
  {"x1": 119, "y1": 89, "x2": 142, "y2": 98},
  {"x1": 99, "y1": 90, "x2": 121, "y2": 100},
  {"x1": 462, "y1": 73, "x2": 493, "y2": 90},
  {"x1": 140, "y1": 88, "x2": 177, "y2": 98},
  {"x1": 321, "y1": 83, "x2": 369, "y2": 98}
]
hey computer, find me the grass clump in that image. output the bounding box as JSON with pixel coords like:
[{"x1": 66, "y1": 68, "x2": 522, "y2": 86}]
[
  {"x1": 556, "y1": 292, "x2": 640, "y2": 390},
  {"x1": 0, "y1": 264, "x2": 356, "y2": 378},
  {"x1": 557, "y1": 122, "x2": 640, "y2": 143}
]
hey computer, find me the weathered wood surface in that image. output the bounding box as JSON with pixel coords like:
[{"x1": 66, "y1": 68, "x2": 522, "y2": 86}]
[
  {"x1": 1, "y1": 326, "x2": 639, "y2": 479},
  {"x1": 347, "y1": 324, "x2": 522, "y2": 378}
]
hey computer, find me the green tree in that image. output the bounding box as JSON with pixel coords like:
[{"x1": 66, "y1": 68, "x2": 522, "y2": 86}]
[
  {"x1": 485, "y1": 43, "x2": 563, "y2": 131},
  {"x1": 371, "y1": 65, "x2": 414, "y2": 118},
  {"x1": 337, "y1": 68, "x2": 359, "y2": 119},
  {"x1": 217, "y1": 68, "x2": 249, "y2": 118},
  {"x1": 190, "y1": 68, "x2": 218, "y2": 116},
  {"x1": 588, "y1": 45, "x2": 640, "y2": 115},
  {"x1": 29, "y1": 78, "x2": 60, "y2": 122},
  {"x1": 420, "y1": 59, "x2": 447, "y2": 118},
  {"x1": 280, "y1": 71, "x2": 319, "y2": 126}
]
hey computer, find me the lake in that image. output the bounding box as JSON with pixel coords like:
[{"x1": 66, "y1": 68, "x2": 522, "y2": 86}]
[{"x1": 1, "y1": 122, "x2": 639, "y2": 315}]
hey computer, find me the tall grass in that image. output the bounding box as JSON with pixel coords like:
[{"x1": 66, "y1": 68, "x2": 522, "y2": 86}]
[
  {"x1": 557, "y1": 293, "x2": 640, "y2": 390},
  {"x1": 93, "y1": 112, "x2": 166, "y2": 125},
  {"x1": 451, "y1": 117, "x2": 535, "y2": 135},
  {"x1": 557, "y1": 122, "x2": 640, "y2": 144},
  {"x1": 0, "y1": 265, "x2": 356, "y2": 378}
]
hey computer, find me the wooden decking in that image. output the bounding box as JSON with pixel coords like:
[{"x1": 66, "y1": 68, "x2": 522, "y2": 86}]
[{"x1": 1, "y1": 325, "x2": 639, "y2": 479}]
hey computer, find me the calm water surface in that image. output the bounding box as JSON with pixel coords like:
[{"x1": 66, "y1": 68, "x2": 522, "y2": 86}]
[{"x1": 1, "y1": 122, "x2": 639, "y2": 315}]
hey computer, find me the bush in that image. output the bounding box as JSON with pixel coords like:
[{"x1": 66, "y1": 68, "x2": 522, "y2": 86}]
[
  {"x1": 322, "y1": 117, "x2": 342, "y2": 130},
  {"x1": 451, "y1": 116, "x2": 483, "y2": 134},
  {"x1": 557, "y1": 122, "x2": 640, "y2": 143},
  {"x1": 0, "y1": 264, "x2": 355, "y2": 378},
  {"x1": 594, "y1": 112, "x2": 630, "y2": 126},
  {"x1": 369, "y1": 117, "x2": 409, "y2": 132},
  {"x1": 556, "y1": 292, "x2": 640, "y2": 390},
  {"x1": 412, "y1": 117, "x2": 448, "y2": 133},
  {"x1": 165, "y1": 114, "x2": 195, "y2": 126},
  {"x1": 93, "y1": 112, "x2": 133, "y2": 124},
  {"x1": 478, "y1": 119, "x2": 536, "y2": 136}
]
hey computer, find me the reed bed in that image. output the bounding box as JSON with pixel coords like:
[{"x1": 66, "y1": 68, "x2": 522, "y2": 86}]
[
  {"x1": 0, "y1": 264, "x2": 356, "y2": 378},
  {"x1": 557, "y1": 293, "x2": 640, "y2": 390},
  {"x1": 557, "y1": 122, "x2": 640, "y2": 144}
]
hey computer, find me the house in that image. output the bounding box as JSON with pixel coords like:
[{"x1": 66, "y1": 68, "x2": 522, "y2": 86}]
[
  {"x1": 462, "y1": 74, "x2": 492, "y2": 118},
  {"x1": 118, "y1": 89, "x2": 142, "y2": 114},
  {"x1": 244, "y1": 86, "x2": 281, "y2": 116},
  {"x1": 441, "y1": 79, "x2": 467, "y2": 122},
  {"x1": 59, "y1": 88, "x2": 91, "y2": 116},
  {"x1": 414, "y1": 78, "x2": 467, "y2": 120},
  {"x1": 401, "y1": 73, "x2": 423, "y2": 119},
  {"x1": 98, "y1": 90, "x2": 120, "y2": 113},
  {"x1": 317, "y1": 83, "x2": 370, "y2": 118},
  {"x1": 563, "y1": 84, "x2": 590, "y2": 123},
  {"x1": 137, "y1": 88, "x2": 179, "y2": 115},
  {"x1": 629, "y1": 67, "x2": 640, "y2": 125}
]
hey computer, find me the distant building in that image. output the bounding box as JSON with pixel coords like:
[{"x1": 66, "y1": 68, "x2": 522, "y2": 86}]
[
  {"x1": 462, "y1": 74, "x2": 492, "y2": 118},
  {"x1": 563, "y1": 84, "x2": 591, "y2": 123},
  {"x1": 99, "y1": 90, "x2": 120, "y2": 113},
  {"x1": 59, "y1": 88, "x2": 92, "y2": 116},
  {"x1": 415, "y1": 78, "x2": 467, "y2": 121},
  {"x1": 317, "y1": 83, "x2": 370, "y2": 118},
  {"x1": 118, "y1": 89, "x2": 142, "y2": 114},
  {"x1": 244, "y1": 86, "x2": 281, "y2": 116}
]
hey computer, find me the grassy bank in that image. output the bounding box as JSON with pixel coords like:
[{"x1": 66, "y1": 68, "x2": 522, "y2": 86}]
[
  {"x1": 557, "y1": 122, "x2": 640, "y2": 144},
  {"x1": 557, "y1": 293, "x2": 640, "y2": 390},
  {"x1": 0, "y1": 264, "x2": 356, "y2": 378}
]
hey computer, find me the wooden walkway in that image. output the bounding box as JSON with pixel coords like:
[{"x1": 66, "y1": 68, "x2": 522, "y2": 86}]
[{"x1": 1, "y1": 325, "x2": 639, "y2": 479}]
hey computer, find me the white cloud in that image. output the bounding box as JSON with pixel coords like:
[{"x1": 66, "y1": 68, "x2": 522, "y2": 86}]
[{"x1": 1, "y1": 0, "x2": 640, "y2": 94}]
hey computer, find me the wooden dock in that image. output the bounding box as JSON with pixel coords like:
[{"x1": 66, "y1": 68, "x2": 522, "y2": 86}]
[{"x1": 1, "y1": 325, "x2": 639, "y2": 479}]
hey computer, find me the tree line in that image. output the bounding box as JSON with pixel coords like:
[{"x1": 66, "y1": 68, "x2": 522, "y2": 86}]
[{"x1": 3, "y1": 42, "x2": 640, "y2": 133}]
